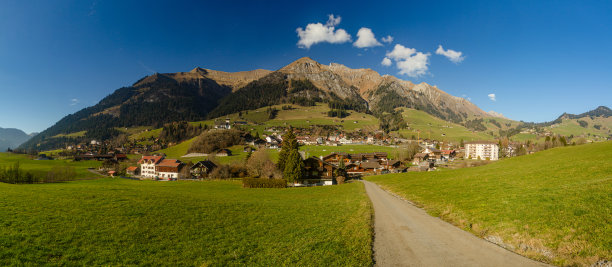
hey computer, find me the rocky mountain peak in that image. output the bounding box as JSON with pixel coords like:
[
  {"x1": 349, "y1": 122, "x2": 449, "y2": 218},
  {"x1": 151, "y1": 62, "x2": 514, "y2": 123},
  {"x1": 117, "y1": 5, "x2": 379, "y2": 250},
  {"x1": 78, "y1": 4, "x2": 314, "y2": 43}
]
[{"x1": 280, "y1": 57, "x2": 324, "y2": 74}]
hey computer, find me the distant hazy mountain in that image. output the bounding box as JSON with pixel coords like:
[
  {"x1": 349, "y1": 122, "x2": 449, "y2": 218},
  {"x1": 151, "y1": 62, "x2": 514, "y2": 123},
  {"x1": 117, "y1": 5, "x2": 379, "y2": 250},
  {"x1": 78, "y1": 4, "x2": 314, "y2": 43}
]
[
  {"x1": 0, "y1": 127, "x2": 33, "y2": 151},
  {"x1": 19, "y1": 57, "x2": 494, "y2": 151}
]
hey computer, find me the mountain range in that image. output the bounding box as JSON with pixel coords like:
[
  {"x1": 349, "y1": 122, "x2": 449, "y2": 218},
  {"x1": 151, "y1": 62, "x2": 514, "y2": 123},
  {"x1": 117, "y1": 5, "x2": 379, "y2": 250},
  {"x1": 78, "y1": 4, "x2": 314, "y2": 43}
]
[
  {"x1": 0, "y1": 127, "x2": 35, "y2": 152},
  {"x1": 17, "y1": 57, "x2": 610, "y2": 151}
]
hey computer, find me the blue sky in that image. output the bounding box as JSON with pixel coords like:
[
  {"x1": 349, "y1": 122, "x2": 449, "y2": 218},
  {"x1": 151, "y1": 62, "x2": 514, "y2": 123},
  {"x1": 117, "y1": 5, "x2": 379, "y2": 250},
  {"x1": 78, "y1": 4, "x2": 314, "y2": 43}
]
[{"x1": 1, "y1": 0, "x2": 611, "y2": 133}]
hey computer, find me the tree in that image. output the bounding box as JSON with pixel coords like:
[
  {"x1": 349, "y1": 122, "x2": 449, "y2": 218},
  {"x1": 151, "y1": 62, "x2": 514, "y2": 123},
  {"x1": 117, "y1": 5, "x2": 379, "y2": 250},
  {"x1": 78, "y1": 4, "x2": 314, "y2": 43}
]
[
  {"x1": 247, "y1": 148, "x2": 277, "y2": 178},
  {"x1": 277, "y1": 127, "x2": 297, "y2": 172},
  {"x1": 283, "y1": 149, "x2": 304, "y2": 184}
]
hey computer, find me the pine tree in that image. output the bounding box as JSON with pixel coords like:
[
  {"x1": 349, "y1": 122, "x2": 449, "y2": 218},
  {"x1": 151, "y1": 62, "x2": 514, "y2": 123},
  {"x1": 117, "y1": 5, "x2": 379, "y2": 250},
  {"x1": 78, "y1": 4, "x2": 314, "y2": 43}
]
[
  {"x1": 283, "y1": 149, "x2": 304, "y2": 184},
  {"x1": 277, "y1": 127, "x2": 297, "y2": 172}
]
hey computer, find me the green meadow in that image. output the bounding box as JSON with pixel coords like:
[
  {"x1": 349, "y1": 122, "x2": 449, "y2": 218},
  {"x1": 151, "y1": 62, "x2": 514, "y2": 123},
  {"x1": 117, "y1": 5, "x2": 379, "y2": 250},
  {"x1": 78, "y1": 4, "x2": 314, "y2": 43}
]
[
  {"x1": 0, "y1": 179, "x2": 372, "y2": 266},
  {"x1": 0, "y1": 152, "x2": 102, "y2": 179},
  {"x1": 366, "y1": 141, "x2": 612, "y2": 266},
  {"x1": 299, "y1": 144, "x2": 397, "y2": 159}
]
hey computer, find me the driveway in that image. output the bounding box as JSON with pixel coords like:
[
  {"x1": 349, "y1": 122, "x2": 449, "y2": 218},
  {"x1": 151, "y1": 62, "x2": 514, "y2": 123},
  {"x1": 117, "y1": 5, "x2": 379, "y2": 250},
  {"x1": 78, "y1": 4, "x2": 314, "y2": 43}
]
[{"x1": 362, "y1": 180, "x2": 549, "y2": 267}]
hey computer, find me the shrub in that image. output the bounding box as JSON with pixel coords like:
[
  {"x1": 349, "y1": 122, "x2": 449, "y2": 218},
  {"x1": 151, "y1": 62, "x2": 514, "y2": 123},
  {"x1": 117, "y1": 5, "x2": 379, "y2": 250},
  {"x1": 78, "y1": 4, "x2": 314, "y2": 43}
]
[
  {"x1": 336, "y1": 176, "x2": 346, "y2": 185},
  {"x1": 242, "y1": 178, "x2": 287, "y2": 188}
]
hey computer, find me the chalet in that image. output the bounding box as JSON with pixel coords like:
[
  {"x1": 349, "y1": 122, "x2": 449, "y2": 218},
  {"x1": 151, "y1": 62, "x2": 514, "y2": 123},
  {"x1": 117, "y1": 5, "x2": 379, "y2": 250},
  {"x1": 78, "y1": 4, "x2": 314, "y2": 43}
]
[
  {"x1": 441, "y1": 150, "x2": 456, "y2": 161},
  {"x1": 412, "y1": 153, "x2": 429, "y2": 165},
  {"x1": 265, "y1": 135, "x2": 281, "y2": 149},
  {"x1": 155, "y1": 159, "x2": 184, "y2": 180},
  {"x1": 360, "y1": 161, "x2": 382, "y2": 174},
  {"x1": 303, "y1": 157, "x2": 337, "y2": 185},
  {"x1": 126, "y1": 166, "x2": 139, "y2": 176},
  {"x1": 214, "y1": 118, "x2": 232, "y2": 129},
  {"x1": 115, "y1": 154, "x2": 128, "y2": 161},
  {"x1": 322, "y1": 152, "x2": 350, "y2": 165},
  {"x1": 191, "y1": 160, "x2": 217, "y2": 178}
]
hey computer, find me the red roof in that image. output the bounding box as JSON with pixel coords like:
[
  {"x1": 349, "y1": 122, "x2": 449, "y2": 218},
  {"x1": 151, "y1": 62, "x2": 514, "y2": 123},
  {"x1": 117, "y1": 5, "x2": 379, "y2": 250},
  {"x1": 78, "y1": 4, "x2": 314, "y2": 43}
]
[
  {"x1": 138, "y1": 155, "x2": 164, "y2": 164},
  {"x1": 157, "y1": 159, "x2": 182, "y2": 167},
  {"x1": 441, "y1": 150, "x2": 455, "y2": 155},
  {"x1": 126, "y1": 166, "x2": 138, "y2": 171}
]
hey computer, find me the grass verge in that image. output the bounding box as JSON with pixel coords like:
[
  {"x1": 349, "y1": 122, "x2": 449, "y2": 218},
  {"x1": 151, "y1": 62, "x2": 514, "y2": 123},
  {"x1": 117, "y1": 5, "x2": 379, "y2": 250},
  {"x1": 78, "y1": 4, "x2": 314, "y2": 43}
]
[{"x1": 366, "y1": 141, "x2": 612, "y2": 266}]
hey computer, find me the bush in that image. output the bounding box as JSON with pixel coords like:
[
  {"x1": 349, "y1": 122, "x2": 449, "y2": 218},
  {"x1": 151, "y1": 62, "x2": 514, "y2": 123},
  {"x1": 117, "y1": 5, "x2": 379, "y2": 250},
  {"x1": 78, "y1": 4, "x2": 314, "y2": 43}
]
[
  {"x1": 336, "y1": 176, "x2": 346, "y2": 185},
  {"x1": 242, "y1": 178, "x2": 287, "y2": 188}
]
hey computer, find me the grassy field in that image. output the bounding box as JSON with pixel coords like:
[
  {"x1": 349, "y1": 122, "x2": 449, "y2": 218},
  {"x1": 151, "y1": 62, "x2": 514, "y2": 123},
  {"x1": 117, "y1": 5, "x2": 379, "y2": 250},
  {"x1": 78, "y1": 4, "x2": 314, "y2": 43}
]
[
  {"x1": 0, "y1": 152, "x2": 102, "y2": 179},
  {"x1": 0, "y1": 179, "x2": 372, "y2": 266},
  {"x1": 366, "y1": 141, "x2": 612, "y2": 266},
  {"x1": 398, "y1": 108, "x2": 494, "y2": 143},
  {"x1": 52, "y1": 131, "x2": 86, "y2": 138},
  {"x1": 300, "y1": 144, "x2": 397, "y2": 159}
]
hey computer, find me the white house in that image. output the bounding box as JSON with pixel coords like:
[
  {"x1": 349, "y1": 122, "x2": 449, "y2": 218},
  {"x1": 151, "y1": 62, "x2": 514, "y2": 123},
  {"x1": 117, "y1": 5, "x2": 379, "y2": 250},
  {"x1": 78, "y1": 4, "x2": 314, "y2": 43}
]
[
  {"x1": 138, "y1": 155, "x2": 164, "y2": 178},
  {"x1": 464, "y1": 141, "x2": 499, "y2": 160},
  {"x1": 138, "y1": 155, "x2": 184, "y2": 179}
]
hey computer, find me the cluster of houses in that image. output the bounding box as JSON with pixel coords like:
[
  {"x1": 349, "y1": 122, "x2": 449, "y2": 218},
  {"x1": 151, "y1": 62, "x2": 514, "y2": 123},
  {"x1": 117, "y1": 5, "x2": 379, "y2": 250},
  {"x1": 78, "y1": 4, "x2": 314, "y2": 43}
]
[{"x1": 302, "y1": 151, "x2": 403, "y2": 184}]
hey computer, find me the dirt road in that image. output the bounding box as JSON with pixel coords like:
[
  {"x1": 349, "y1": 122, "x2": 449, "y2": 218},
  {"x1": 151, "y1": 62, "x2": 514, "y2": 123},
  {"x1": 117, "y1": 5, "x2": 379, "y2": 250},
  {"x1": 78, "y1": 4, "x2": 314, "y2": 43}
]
[{"x1": 362, "y1": 180, "x2": 549, "y2": 267}]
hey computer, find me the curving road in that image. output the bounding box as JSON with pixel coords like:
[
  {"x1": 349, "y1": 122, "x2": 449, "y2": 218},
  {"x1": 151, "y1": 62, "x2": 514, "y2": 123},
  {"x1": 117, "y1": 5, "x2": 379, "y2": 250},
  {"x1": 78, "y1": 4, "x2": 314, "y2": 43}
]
[{"x1": 362, "y1": 180, "x2": 549, "y2": 267}]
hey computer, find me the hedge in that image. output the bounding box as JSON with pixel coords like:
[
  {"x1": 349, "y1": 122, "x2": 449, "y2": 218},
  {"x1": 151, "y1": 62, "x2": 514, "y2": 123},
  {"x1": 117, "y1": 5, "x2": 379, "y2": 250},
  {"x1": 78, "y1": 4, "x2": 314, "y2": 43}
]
[{"x1": 242, "y1": 178, "x2": 287, "y2": 188}]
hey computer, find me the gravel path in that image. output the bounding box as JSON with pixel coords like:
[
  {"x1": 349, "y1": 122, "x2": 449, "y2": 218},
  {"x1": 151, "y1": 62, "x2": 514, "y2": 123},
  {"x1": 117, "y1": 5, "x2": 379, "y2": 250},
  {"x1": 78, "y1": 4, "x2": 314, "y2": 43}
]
[{"x1": 362, "y1": 180, "x2": 549, "y2": 267}]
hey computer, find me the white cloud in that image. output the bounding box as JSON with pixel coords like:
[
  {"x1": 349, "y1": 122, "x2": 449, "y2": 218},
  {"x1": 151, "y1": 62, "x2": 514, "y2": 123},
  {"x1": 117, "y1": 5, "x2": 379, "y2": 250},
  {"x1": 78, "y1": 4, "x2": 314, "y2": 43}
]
[
  {"x1": 381, "y1": 35, "x2": 393, "y2": 43},
  {"x1": 435, "y1": 45, "x2": 465, "y2": 63},
  {"x1": 353, "y1": 28, "x2": 382, "y2": 48},
  {"x1": 385, "y1": 44, "x2": 430, "y2": 77},
  {"x1": 296, "y1": 14, "x2": 351, "y2": 49},
  {"x1": 488, "y1": 93, "x2": 496, "y2": 101},
  {"x1": 381, "y1": 57, "x2": 392, "y2": 66},
  {"x1": 386, "y1": 44, "x2": 416, "y2": 60},
  {"x1": 326, "y1": 14, "x2": 341, "y2": 27},
  {"x1": 70, "y1": 98, "x2": 79, "y2": 106}
]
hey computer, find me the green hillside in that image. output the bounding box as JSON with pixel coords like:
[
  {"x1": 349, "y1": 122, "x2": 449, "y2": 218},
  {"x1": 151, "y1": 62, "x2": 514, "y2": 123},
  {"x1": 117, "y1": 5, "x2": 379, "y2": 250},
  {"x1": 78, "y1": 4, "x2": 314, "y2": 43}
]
[
  {"x1": 366, "y1": 141, "x2": 612, "y2": 266},
  {"x1": 546, "y1": 117, "x2": 612, "y2": 141},
  {"x1": 0, "y1": 179, "x2": 372, "y2": 266},
  {"x1": 398, "y1": 108, "x2": 495, "y2": 143}
]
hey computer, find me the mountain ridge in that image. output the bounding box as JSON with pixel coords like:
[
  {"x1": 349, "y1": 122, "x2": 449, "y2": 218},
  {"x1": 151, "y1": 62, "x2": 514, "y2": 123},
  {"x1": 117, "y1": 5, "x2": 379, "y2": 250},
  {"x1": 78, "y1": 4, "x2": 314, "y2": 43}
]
[
  {"x1": 17, "y1": 57, "x2": 518, "y2": 151},
  {"x1": 0, "y1": 127, "x2": 33, "y2": 151}
]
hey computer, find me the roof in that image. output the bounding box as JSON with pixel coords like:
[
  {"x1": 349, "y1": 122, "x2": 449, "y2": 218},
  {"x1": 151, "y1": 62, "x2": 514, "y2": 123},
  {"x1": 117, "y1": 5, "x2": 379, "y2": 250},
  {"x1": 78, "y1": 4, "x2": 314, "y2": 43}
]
[
  {"x1": 192, "y1": 160, "x2": 217, "y2": 170},
  {"x1": 464, "y1": 141, "x2": 498, "y2": 145},
  {"x1": 115, "y1": 154, "x2": 127, "y2": 158},
  {"x1": 138, "y1": 155, "x2": 164, "y2": 164},
  {"x1": 414, "y1": 153, "x2": 429, "y2": 158},
  {"x1": 126, "y1": 166, "x2": 138, "y2": 171},
  {"x1": 157, "y1": 159, "x2": 182, "y2": 168},
  {"x1": 361, "y1": 161, "x2": 381, "y2": 169},
  {"x1": 441, "y1": 150, "x2": 455, "y2": 155}
]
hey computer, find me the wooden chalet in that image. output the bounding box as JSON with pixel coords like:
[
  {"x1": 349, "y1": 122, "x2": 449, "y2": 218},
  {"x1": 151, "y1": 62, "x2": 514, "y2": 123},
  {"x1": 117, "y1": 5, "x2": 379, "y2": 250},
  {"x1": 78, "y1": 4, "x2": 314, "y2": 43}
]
[
  {"x1": 303, "y1": 157, "x2": 337, "y2": 185},
  {"x1": 191, "y1": 160, "x2": 217, "y2": 178}
]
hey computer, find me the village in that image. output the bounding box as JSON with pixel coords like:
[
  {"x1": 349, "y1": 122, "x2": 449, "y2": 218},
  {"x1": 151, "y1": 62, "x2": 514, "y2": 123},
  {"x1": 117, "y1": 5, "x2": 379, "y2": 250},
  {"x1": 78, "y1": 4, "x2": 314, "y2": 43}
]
[{"x1": 47, "y1": 120, "x2": 506, "y2": 185}]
